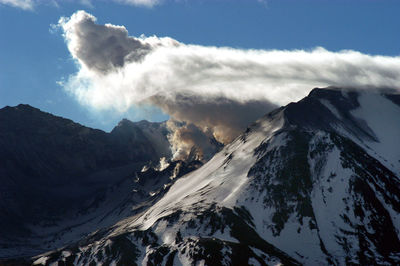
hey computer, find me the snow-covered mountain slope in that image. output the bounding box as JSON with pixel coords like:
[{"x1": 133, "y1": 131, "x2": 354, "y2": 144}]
[{"x1": 23, "y1": 88, "x2": 400, "y2": 265}]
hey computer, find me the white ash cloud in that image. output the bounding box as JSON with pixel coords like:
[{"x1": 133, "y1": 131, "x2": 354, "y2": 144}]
[
  {"x1": 151, "y1": 95, "x2": 277, "y2": 144},
  {"x1": 59, "y1": 10, "x2": 400, "y2": 152},
  {"x1": 59, "y1": 11, "x2": 155, "y2": 74},
  {"x1": 166, "y1": 121, "x2": 219, "y2": 161}
]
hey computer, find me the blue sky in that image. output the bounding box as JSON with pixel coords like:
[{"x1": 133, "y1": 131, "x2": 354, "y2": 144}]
[{"x1": 1, "y1": 0, "x2": 400, "y2": 131}]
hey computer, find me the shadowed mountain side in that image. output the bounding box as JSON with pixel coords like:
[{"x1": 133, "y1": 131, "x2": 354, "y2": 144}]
[{"x1": 0, "y1": 104, "x2": 165, "y2": 241}]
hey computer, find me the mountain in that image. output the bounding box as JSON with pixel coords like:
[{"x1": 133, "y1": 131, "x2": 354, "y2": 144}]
[
  {"x1": 0, "y1": 105, "x2": 178, "y2": 259},
  {"x1": 28, "y1": 87, "x2": 400, "y2": 265}
]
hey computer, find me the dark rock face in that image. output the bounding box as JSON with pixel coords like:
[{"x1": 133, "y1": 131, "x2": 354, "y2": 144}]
[
  {"x1": 0, "y1": 104, "x2": 164, "y2": 244},
  {"x1": 0, "y1": 105, "x2": 157, "y2": 181}
]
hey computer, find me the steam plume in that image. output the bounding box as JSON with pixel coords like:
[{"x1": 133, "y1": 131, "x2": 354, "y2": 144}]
[{"x1": 58, "y1": 11, "x2": 400, "y2": 156}]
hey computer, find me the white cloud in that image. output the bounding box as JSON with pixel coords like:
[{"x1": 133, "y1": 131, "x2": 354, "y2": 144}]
[
  {"x1": 0, "y1": 0, "x2": 270, "y2": 11},
  {"x1": 79, "y1": 0, "x2": 93, "y2": 8},
  {"x1": 0, "y1": 0, "x2": 34, "y2": 10},
  {"x1": 113, "y1": 0, "x2": 160, "y2": 8},
  {"x1": 59, "y1": 11, "x2": 400, "y2": 146},
  {"x1": 257, "y1": 0, "x2": 267, "y2": 7},
  {"x1": 0, "y1": 0, "x2": 158, "y2": 10}
]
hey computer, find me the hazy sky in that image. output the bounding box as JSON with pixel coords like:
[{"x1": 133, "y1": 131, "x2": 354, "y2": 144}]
[{"x1": 1, "y1": 0, "x2": 400, "y2": 131}]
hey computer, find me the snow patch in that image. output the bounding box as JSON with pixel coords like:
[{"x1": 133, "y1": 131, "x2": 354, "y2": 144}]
[
  {"x1": 351, "y1": 93, "x2": 400, "y2": 175},
  {"x1": 130, "y1": 113, "x2": 284, "y2": 231}
]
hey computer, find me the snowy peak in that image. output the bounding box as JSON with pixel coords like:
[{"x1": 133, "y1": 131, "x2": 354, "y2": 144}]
[
  {"x1": 244, "y1": 88, "x2": 400, "y2": 264},
  {"x1": 283, "y1": 88, "x2": 374, "y2": 140},
  {"x1": 280, "y1": 87, "x2": 400, "y2": 174}
]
